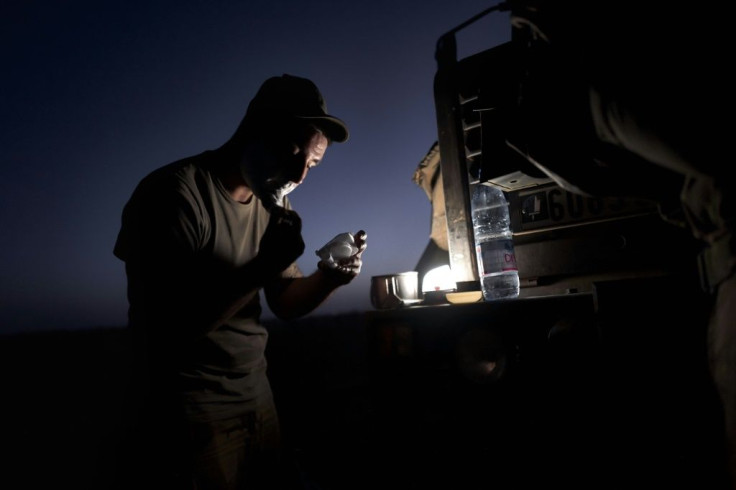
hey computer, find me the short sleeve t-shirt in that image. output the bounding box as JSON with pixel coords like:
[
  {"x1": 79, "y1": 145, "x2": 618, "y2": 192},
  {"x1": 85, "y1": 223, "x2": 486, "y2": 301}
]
[{"x1": 114, "y1": 150, "x2": 300, "y2": 421}]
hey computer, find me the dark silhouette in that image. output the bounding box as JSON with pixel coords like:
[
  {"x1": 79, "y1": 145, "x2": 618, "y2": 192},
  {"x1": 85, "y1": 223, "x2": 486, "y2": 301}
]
[
  {"x1": 504, "y1": 1, "x2": 736, "y2": 485},
  {"x1": 112, "y1": 74, "x2": 366, "y2": 489}
]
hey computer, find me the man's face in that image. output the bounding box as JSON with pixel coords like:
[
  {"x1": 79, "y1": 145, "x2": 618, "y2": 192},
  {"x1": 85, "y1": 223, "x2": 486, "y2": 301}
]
[{"x1": 241, "y1": 123, "x2": 329, "y2": 210}]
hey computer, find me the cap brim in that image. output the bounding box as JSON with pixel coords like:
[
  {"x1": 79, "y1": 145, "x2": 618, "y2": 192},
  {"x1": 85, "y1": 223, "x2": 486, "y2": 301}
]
[{"x1": 300, "y1": 115, "x2": 349, "y2": 143}]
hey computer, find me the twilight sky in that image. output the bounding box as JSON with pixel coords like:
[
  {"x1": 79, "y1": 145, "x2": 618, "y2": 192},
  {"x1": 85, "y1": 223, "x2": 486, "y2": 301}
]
[{"x1": 1, "y1": 1, "x2": 511, "y2": 334}]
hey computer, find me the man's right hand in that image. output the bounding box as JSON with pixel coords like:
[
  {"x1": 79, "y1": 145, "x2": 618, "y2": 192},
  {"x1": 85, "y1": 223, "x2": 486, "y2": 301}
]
[{"x1": 257, "y1": 207, "x2": 305, "y2": 274}]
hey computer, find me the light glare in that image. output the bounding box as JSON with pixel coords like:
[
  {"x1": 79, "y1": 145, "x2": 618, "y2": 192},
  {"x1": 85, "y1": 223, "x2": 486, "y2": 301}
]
[{"x1": 422, "y1": 265, "x2": 456, "y2": 292}]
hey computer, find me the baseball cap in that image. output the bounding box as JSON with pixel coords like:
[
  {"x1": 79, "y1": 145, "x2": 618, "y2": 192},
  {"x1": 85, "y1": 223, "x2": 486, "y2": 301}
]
[{"x1": 246, "y1": 74, "x2": 349, "y2": 143}]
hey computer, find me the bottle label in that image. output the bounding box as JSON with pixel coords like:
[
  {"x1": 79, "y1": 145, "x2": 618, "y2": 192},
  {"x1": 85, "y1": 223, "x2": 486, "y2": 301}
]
[{"x1": 477, "y1": 239, "x2": 518, "y2": 274}]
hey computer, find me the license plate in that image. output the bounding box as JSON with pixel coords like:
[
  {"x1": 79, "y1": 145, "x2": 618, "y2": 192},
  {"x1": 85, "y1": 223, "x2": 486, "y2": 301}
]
[{"x1": 509, "y1": 184, "x2": 658, "y2": 233}]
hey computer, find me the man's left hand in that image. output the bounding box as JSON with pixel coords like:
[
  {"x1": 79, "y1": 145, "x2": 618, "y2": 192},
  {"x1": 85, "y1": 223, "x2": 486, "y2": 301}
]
[{"x1": 318, "y1": 230, "x2": 367, "y2": 285}]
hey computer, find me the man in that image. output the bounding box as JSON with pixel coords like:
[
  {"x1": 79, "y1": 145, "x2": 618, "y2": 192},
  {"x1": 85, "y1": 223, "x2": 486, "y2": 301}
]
[{"x1": 113, "y1": 74, "x2": 366, "y2": 489}]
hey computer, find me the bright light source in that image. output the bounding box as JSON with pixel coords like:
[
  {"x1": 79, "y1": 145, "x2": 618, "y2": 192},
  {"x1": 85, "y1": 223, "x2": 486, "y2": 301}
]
[{"x1": 421, "y1": 265, "x2": 456, "y2": 292}]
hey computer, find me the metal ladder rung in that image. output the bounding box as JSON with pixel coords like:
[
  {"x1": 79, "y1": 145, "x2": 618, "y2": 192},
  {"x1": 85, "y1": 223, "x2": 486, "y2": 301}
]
[{"x1": 459, "y1": 94, "x2": 479, "y2": 105}]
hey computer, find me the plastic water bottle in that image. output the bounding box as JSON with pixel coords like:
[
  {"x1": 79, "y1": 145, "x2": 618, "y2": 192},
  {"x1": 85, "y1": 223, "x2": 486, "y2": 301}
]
[{"x1": 470, "y1": 183, "x2": 520, "y2": 300}]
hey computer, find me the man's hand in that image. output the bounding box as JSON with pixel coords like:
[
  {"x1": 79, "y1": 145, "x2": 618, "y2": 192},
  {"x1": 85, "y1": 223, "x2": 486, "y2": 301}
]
[
  {"x1": 318, "y1": 230, "x2": 367, "y2": 285},
  {"x1": 258, "y1": 208, "x2": 305, "y2": 275}
]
